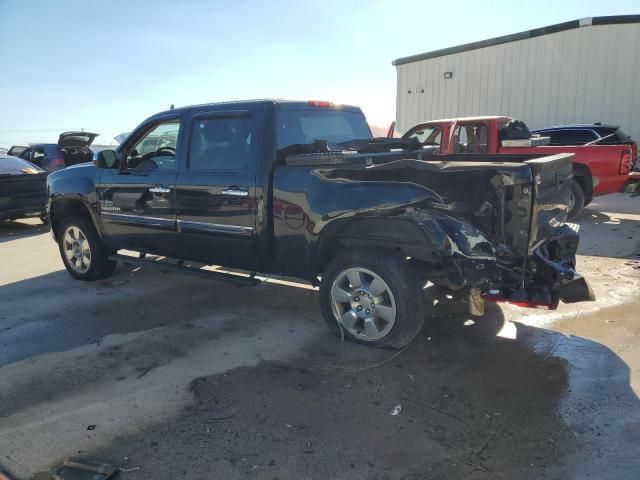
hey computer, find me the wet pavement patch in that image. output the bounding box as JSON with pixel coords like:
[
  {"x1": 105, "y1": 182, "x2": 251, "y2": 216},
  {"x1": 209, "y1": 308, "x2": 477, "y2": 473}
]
[{"x1": 87, "y1": 299, "x2": 633, "y2": 480}]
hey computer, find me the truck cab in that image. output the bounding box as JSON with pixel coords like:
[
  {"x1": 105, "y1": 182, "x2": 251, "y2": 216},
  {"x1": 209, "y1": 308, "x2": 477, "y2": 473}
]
[{"x1": 48, "y1": 100, "x2": 372, "y2": 274}]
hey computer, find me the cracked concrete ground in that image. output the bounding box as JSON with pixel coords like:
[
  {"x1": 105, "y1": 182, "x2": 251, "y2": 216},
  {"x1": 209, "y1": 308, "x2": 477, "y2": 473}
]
[{"x1": 0, "y1": 194, "x2": 639, "y2": 479}]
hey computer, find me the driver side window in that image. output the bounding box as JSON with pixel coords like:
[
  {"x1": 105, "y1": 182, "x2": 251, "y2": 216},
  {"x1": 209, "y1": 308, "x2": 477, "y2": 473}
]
[{"x1": 126, "y1": 119, "x2": 180, "y2": 170}]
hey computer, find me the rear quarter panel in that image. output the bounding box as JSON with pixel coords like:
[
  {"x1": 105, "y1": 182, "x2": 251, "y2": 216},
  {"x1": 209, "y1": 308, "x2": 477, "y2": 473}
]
[{"x1": 271, "y1": 163, "x2": 439, "y2": 279}]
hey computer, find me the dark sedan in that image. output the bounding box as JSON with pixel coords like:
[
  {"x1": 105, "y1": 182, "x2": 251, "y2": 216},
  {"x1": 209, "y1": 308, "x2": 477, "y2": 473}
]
[{"x1": 0, "y1": 155, "x2": 48, "y2": 223}]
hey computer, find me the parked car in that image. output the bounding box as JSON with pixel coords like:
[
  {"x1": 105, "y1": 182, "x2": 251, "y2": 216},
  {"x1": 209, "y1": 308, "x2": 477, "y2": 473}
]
[
  {"x1": 0, "y1": 154, "x2": 48, "y2": 223},
  {"x1": 8, "y1": 131, "x2": 98, "y2": 172},
  {"x1": 47, "y1": 100, "x2": 593, "y2": 349},
  {"x1": 403, "y1": 116, "x2": 638, "y2": 218},
  {"x1": 531, "y1": 123, "x2": 635, "y2": 146}
]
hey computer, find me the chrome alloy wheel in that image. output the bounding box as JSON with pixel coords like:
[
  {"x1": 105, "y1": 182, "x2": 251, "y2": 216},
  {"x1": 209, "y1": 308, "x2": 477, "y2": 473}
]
[
  {"x1": 330, "y1": 267, "x2": 397, "y2": 342},
  {"x1": 63, "y1": 225, "x2": 92, "y2": 274}
]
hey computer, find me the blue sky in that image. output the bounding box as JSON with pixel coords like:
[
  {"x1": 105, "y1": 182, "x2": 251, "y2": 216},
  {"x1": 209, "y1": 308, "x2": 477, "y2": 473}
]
[{"x1": 0, "y1": 0, "x2": 637, "y2": 147}]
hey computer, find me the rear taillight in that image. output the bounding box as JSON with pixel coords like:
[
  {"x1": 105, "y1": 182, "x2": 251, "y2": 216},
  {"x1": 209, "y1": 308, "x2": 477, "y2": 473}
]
[
  {"x1": 619, "y1": 150, "x2": 632, "y2": 174},
  {"x1": 51, "y1": 157, "x2": 65, "y2": 168}
]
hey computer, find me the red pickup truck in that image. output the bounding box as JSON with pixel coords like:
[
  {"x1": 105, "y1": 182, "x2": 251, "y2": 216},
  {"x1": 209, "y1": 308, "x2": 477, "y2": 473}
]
[{"x1": 402, "y1": 116, "x2": 638, "y2": 218}]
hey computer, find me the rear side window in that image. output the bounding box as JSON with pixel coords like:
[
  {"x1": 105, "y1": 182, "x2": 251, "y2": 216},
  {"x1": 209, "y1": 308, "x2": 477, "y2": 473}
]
[
  {"x1": 188, "y1": 116, "x2": 252, "y2": 170},
  {"x1": 607, "y1": 128, "x2": 631, "y2": 143},
  {"x1": 614, "y1": 129, "x2": 630, "y2": 141},
  {"x1": 277, "y1": 109, "x2": 371, "y2": 149},
  {"x1": 453, "y1": 124, "x2": 488, "y2": 153},
  {"x1": 547, "y1": 130, "x2": 597, "y2": 145}
]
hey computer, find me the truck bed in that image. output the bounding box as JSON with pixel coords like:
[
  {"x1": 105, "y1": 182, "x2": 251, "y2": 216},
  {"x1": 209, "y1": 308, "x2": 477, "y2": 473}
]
[{"x1": 273, "y1": 149, "x2": 574, "y2": 278}]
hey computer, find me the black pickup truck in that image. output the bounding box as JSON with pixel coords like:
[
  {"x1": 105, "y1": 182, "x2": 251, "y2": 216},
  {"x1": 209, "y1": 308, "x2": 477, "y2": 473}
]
[{"x1": 47, "y1": 100, "x2": 594, "y2": 348}]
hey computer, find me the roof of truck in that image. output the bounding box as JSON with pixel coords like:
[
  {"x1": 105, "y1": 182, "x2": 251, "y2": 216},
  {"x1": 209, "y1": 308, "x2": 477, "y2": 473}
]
[
  {"x1": 393, "y1": 15, "x2": 640, "y2": 66},
  {"x1": 415, "y1": 116, "x2": 513, "y2": 125},
  {"x1": 152, "y1": 99, "x2": 363, "y2": 117}
]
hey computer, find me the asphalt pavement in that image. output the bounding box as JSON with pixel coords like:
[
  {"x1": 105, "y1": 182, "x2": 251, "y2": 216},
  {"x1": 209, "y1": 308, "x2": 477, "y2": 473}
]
[{"x1": 0, "y1": 194, "x2": 639, "y2": 479}]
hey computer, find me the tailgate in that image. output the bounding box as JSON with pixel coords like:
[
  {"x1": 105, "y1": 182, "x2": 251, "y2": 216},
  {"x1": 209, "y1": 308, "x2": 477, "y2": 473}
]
[{"x1": 525, "y1": 153, "x2": 574, "y2": 253}]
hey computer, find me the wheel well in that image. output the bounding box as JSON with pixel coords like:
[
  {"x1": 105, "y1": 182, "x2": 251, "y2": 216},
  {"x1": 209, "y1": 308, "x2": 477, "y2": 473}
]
[
  {"x1": 572, "y1": 164, "x2": 593, "y2": 200},
  {"x1": 315, "y1": 218, "x2": 436, "y2": 276},
  {"x1": 50, "y1": 198, "x2": 94, "y2": 241}
]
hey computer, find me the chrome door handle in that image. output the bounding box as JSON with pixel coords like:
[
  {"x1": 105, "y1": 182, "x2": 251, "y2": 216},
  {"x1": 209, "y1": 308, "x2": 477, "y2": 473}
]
[
  {"x1": 222, "y1": 188, "x2": 249, "y2": 197},
  {"x1": 149, "y1": 186, "x2": 171, "y2": 193}
]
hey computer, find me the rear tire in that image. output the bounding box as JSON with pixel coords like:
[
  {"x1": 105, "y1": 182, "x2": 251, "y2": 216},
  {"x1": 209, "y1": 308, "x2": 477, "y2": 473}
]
[
  {"x1": 567, "y1": 181, "x2": 585, "y2": 220},
  {"x1": 58, "y1": 215, "x2": 116, "y2": 281},
  {"x1": 319, "y1": 248, "x2": 426, "y2": 349}
]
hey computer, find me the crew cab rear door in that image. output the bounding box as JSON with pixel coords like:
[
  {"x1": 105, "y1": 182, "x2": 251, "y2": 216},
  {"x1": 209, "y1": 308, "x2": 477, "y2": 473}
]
[{"x1": 174, "y1": 107, "x2": 260, "y2": 270}]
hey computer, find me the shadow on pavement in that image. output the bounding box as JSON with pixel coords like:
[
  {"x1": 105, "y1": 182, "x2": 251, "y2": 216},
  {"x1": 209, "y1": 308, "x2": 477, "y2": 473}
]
[
  {"x1": 585, "y1": 193, "x2": 640, "y2": 216},
  {"x1": 575, "y1": 208, "x2": 639, "y2": 259},
  {"x1": 0, "y1": 220, "x2": 48, "y2": 244},
  {"x1": 72, "y1": 287, "x2": 639, "y2": 480}
]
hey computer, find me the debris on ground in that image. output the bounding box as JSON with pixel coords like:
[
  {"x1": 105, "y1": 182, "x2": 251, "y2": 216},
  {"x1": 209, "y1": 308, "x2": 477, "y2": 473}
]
[
  {"x1": 51, "y1": 460, "x2": 118, "y2": 480},
  {"x1": 389, "y1": 404, "x2": 402, "y2": 416},
  {"x1": 119, "y1": 466, "x2": 141, "y2": 473}
]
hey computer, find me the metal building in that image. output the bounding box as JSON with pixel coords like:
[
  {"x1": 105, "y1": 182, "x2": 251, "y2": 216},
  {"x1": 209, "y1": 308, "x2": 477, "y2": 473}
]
[{"x1": 393, "y1": 15, "x2": 640, "y2": 140}]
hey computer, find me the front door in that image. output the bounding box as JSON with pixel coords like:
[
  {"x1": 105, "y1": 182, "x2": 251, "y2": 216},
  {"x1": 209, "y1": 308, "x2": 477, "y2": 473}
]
[
  {"x1": 97, "y1": 116, "x2": 182, "y2": 256},
  {"x1": 175, "y1": 109, "x2": 258, "y2": 269}
]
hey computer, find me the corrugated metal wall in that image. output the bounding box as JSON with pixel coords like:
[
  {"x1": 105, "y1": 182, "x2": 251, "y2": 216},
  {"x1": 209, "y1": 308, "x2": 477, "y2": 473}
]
[{"x1": 395, "y1": 23, "x2": 640, "y2": 141}]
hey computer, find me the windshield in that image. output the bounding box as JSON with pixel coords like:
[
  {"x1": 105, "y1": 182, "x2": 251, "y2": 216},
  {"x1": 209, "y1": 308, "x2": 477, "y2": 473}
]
[
  {"x1": 277, "y1": 109, "x2": 372, "y2": 149},
  {"x1": 0, "y1": 156, "x2": 44, "y2": 175}
]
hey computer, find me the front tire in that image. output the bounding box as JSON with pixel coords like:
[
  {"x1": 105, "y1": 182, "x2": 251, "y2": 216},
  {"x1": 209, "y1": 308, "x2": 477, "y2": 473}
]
[
  {"x1": 58, "y1": 215, "x2": 116, "y2": 281},
  {"x1": 320, "y1": 248, "x2": 426, "y2": 349}
]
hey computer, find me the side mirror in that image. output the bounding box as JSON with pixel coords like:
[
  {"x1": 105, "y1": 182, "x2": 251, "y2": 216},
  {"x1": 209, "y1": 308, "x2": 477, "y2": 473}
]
[{"x1": 95, "y1": 149, "x2": 119, "y2": 169}]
